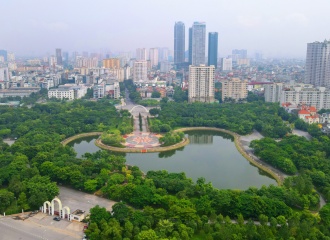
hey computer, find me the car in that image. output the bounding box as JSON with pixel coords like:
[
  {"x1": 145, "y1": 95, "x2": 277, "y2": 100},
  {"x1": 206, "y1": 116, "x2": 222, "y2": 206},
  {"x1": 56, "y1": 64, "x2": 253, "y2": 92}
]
[{"x1": 53, "y1": 216, "x2": 61, "y2": 221}]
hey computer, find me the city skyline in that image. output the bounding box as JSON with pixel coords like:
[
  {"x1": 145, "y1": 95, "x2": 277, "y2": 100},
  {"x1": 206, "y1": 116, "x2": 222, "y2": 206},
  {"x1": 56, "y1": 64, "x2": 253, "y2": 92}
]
[{"x1": 1, "y1": 0, "x2": 330, "y2": 58}]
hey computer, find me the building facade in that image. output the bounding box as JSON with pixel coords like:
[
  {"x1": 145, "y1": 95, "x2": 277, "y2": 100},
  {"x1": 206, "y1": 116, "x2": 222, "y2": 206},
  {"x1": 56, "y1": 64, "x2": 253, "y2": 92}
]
[
  {"x1": 280, "y1": 86, "x2": 330, "y2": 110},
  {"x1": 221, "y1": 78, "x2": 248, "y2": 102},
  {"x1": 174, "y1": 21, "x2": 185, "y2": 65},
  {"x1": 190, "y1": 22, "x2": 206, "y2": 66},
  {"x1": 149, "y1": 48, "x2": 159, "y2": 67},
  {"x1": 208, "y1": 32, "x2": 218, "y2": 68},
  {"x1": 305, "y1": 40, "x2": 330, "y2": 87},
  {"x1": 56, "y1": 48, "x2": 63, "y2": 65},
  {"x1": 133, "y1": 61, "x2": 148, "y2": 82},
  {"x1": 264, "y1": 83, "x2": 283, "y2": 102},
  {"x1": 136, "y1": 48, "x2": 147, "y2": 61},
  {"x1": 103, "y1": 58, "x2": 120, "y2": 69},
  {"x1": 188, "y1": 64, "x2": 215, "y2": 103},
  {"x1": 220, "y1": 58, "x2": 232, "y2": 71}
]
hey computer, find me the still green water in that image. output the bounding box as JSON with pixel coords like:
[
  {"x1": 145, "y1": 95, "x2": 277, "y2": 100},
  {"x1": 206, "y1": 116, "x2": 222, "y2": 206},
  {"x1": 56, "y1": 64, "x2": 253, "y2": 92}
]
[{"x1": 68, "y1": 130, "x2": 276, "y2": 190}]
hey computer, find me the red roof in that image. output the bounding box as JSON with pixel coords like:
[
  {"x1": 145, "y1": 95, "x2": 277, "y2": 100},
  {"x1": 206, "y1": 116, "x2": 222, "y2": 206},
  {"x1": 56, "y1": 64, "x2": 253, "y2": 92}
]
[{"x1": 299, "y1": 110, "x2": 310, "y2": 115}]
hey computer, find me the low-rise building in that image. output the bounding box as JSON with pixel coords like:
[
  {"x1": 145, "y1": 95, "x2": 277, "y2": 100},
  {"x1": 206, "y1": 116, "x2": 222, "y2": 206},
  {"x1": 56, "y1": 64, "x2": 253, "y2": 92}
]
[
  {"x1": 298, "y1": 105, "x2": 319, "y2": 124},
  {"x1": 48, "y1": 84, "x2": 87, "y2": 100}
]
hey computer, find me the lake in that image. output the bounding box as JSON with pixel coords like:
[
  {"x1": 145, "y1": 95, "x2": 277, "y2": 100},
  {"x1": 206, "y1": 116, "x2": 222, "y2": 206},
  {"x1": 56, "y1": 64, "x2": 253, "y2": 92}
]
[{"x1": 68, "y1": 130, "x2": 276, "y2": 190}]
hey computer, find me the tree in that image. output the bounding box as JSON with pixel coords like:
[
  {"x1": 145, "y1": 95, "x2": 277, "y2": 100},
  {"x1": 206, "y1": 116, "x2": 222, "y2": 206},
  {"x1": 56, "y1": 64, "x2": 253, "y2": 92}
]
[
  {"x1": 0, "y1": 189, "x2": 14, "y2": 212},
  {"x1": 137, "y1": 229, "x2": 158, "y2": 240},
  {"x1": 151, "y1": 91, "x2": 161, "y2": 98},
  {"x1": 84, "y1": 179, "x2": 98, "y2": 192},
  {"x1": 17, "y1": 192, "x2": 30, "y2": 211},
  {"x1": 320, "y1": 203, "x2": 330, "y2": 225}
]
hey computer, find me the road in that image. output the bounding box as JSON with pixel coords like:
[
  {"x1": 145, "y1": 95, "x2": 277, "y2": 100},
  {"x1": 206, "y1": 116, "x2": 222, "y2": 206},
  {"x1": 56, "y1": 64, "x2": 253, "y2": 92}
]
[
  {"x1": 0, "y1": 215, "x2": 78, "y2": 240},
  {"x1": 0, "y1": 186, "x2": 117, "y2": 240}
]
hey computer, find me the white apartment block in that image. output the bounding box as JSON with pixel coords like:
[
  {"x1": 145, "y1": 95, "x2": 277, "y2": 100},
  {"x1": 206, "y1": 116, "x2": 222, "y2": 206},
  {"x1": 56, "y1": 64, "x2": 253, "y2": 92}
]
[
  {"x1": 280, "y1": 86, "x2": 330, "y2": 110},
  {"x1": 76, "y1": 57, "x2": 98, "y2": 68},
  {"x1": 264, "y1": 83, "x2": 283, "y2": 102},
  {"x1": 133, "y1": 61, "x2": 148, "y2": 82},
  {"x1": 0, "y1": 67, "x2": 10, "y2": 82},
  {"x1": 124, "y1": 65, "x2": 131, "y2": 80},
  {"x1": 188, "y1": 65, "x2": 215, "y2": 103},
  {"x1": 149, "y1": 48, "x2": 159, "y2": 67},
  {"x1": 305, "y1": 40, "x2": 330, "y2": 87},
  {"x1": 222, "y1": 78, "x2": 248, "y2": 101},
  {"x1": 48, "y1": 85, "x2": 87, "y2": 100},
  {"x1": 220, "y1": 58, "x2": 232, "y2": 71},
  {"x1": 136, "y1": 48, "x2": 147, "y2": 61}
]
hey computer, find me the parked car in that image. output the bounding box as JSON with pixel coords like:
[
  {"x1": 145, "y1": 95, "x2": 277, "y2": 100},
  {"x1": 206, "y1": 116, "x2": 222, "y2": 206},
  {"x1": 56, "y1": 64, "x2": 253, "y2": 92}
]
[{"x1": 53, "y1": 216, "x2": 61, "y2": 221}]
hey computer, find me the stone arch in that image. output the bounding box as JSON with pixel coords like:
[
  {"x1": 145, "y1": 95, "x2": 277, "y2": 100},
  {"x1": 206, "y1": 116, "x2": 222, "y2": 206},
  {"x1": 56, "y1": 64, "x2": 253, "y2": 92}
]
[
  {"x1": 61, "y1": 206, "x2": 70, "y2": 219},
  {"x1": 51, "y1": 197, "x2": 62, "y2": 216},
  {"x1": 129, "y1": 105, "x2": 149, "y2": 113},
  {"x1": 43, "y1": 201, "x2": 51, "y2": 214}
]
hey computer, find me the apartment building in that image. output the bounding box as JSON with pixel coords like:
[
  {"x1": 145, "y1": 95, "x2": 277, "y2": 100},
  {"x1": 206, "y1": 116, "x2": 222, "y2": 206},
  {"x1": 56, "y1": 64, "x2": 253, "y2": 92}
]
[
  {"x1": 221, "y1": 78, "x2": 248, "y2": 101},
  {"x1": 188, "y1": 64, "x2": 215, "y2": 103}
]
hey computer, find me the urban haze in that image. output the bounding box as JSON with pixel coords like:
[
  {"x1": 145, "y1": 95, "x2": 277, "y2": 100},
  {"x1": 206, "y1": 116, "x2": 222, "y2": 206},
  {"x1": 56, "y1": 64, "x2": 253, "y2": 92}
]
[{"x1": 2, "y1": 0, "x2": 330, "y2": 58}]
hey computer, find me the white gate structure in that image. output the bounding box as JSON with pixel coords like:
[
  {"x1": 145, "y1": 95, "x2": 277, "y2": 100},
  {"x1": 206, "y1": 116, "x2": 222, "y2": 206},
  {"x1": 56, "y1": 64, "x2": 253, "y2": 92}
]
[{"x1": 41, "y1": 197, "x2": 72, "y2": 221}]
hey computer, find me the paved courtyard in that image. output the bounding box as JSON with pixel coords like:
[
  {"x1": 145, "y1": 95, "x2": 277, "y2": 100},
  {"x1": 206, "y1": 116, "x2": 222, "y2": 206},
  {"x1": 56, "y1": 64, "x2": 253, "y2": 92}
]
[{"x1": 123, "y1": 132, "x2": 161, "y2": 148}]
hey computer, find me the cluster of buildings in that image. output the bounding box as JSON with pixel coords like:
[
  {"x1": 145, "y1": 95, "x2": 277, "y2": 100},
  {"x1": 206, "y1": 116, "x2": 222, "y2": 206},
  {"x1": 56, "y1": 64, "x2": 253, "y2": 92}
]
[{"x1": 265, "y1": 40, "x2": 330, "y2": 112}]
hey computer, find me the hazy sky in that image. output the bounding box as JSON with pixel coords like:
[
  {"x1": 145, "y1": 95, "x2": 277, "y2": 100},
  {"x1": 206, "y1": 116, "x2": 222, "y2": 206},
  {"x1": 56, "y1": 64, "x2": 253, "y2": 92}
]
[{"x1": 1, "y1": 0, "x2": 330, "y2": 58}]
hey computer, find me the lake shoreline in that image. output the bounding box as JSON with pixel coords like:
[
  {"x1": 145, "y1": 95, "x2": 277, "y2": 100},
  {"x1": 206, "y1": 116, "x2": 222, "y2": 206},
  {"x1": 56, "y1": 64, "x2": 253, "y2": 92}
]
[{"x1": 62, "y1": 128, "x2": 282, "y2": 185}]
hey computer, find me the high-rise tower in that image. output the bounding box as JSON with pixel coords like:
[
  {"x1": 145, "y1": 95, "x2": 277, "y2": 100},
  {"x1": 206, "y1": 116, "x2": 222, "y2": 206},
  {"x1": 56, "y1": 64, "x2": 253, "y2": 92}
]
[
  {"x1": 208, "y1": 32, "x2": 218, "y2": 68},
  {"x1": 190, "y1": 22, "x2": 206, "y2": 66},
  {"x1": 149, "y1": 48, "x2": 159, "y2": 67},
  {"x1": 174, "y1": 22, "x2": 185, "y2": 65},
  {"x1": 56, "y1": 48, "x2": 62, "y2": 65},
  {"x1": 188, "y1": 64, "x2": 215, "y2": 103},
  {"x1": 305, "y1": 40, "x2": 330, "y2": 87}
]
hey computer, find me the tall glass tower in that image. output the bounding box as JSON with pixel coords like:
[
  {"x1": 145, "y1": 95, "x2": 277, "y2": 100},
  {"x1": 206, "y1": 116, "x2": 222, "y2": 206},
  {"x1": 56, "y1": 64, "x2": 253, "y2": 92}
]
[
  {"x1": 190, "y1": 22, "x2": 206, "y2": 66},
  {"x1": 208, "y1": 32, "x2": 218, "y2": 68},
  {"x1": 174, "y1": 22, "x2": 185, "y2": 65}
]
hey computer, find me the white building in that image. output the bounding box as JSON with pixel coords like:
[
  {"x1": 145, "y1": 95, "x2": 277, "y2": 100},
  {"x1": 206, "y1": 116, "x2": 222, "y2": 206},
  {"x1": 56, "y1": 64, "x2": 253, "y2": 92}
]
[
  {"x1": 305, "y1": 40, "x2": 330, "y2": 87},
  {"x1": 93, "y1": 84, "x2": 106, "y2": 99},
  {"x1": 48, "y1": 85, "x2": 87, "y2": 100},
  {"x1": 124, "y1": 65, "x2": 131, "y2": 80},
  {"x1": 188, "y1": 64, "x2": 215, "y2": 103},
  {"x1": 0, "y1": 67, "x2": 10, "y2": 82},
  {"x1": 133, "y1": 61, "x2": 148, "y2": 82},
  {"x1": 280, "y1": 86, "x2": 330, "y2": 110},
  {"x1": 106, "y1": 82, "x2": 120, "y2": 99},
  {"x1": 149, "y1": 48, "x2": 159, "y2": 67},
  {"x1": 264, "y1": 83, "x2": 283, "y2": 102},
  {"x1": 136, "y1": 48, "x2": 147, "y2": 61},
  {"x1": 220, "y1": 58, "x2": 232, "y2": 71}
]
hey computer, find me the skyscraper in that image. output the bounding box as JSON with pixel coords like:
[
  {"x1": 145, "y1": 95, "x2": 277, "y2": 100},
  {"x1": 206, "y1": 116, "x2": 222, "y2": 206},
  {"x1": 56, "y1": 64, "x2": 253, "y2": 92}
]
[
  {"x1": 174, "y1": 22, "x2": 185, "y2": 65},
  {"x1": 149, "y1": 48, "x2": 159, "y2": 67},
  {"x1": 305, "y1": 40, "x2": 330, "y2": 87},
  {"x1": 188, "y1": 28, "x2": 192, "y2": 65},
  {"x1": 188, "y1": 64, "x2": 215, "y2": 103},
  {"x1": 136, "y1": 48, "x2": 147, "y2": 61},
  {"x1": 190, "y1": 22, "x2": 206, "y2": 66},
  {"x1": 208, "y1": 32, "x2": 218, "y2": 68},
  {"x1": 56, "y1": 48, "x2": 62, "y2": 65}
]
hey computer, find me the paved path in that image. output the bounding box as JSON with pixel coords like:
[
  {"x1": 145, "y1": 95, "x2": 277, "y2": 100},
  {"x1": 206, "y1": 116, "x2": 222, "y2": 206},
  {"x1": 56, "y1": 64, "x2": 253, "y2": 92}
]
[{"x1": 292, "y1": 129, "x2": 312, "y2": 140}]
